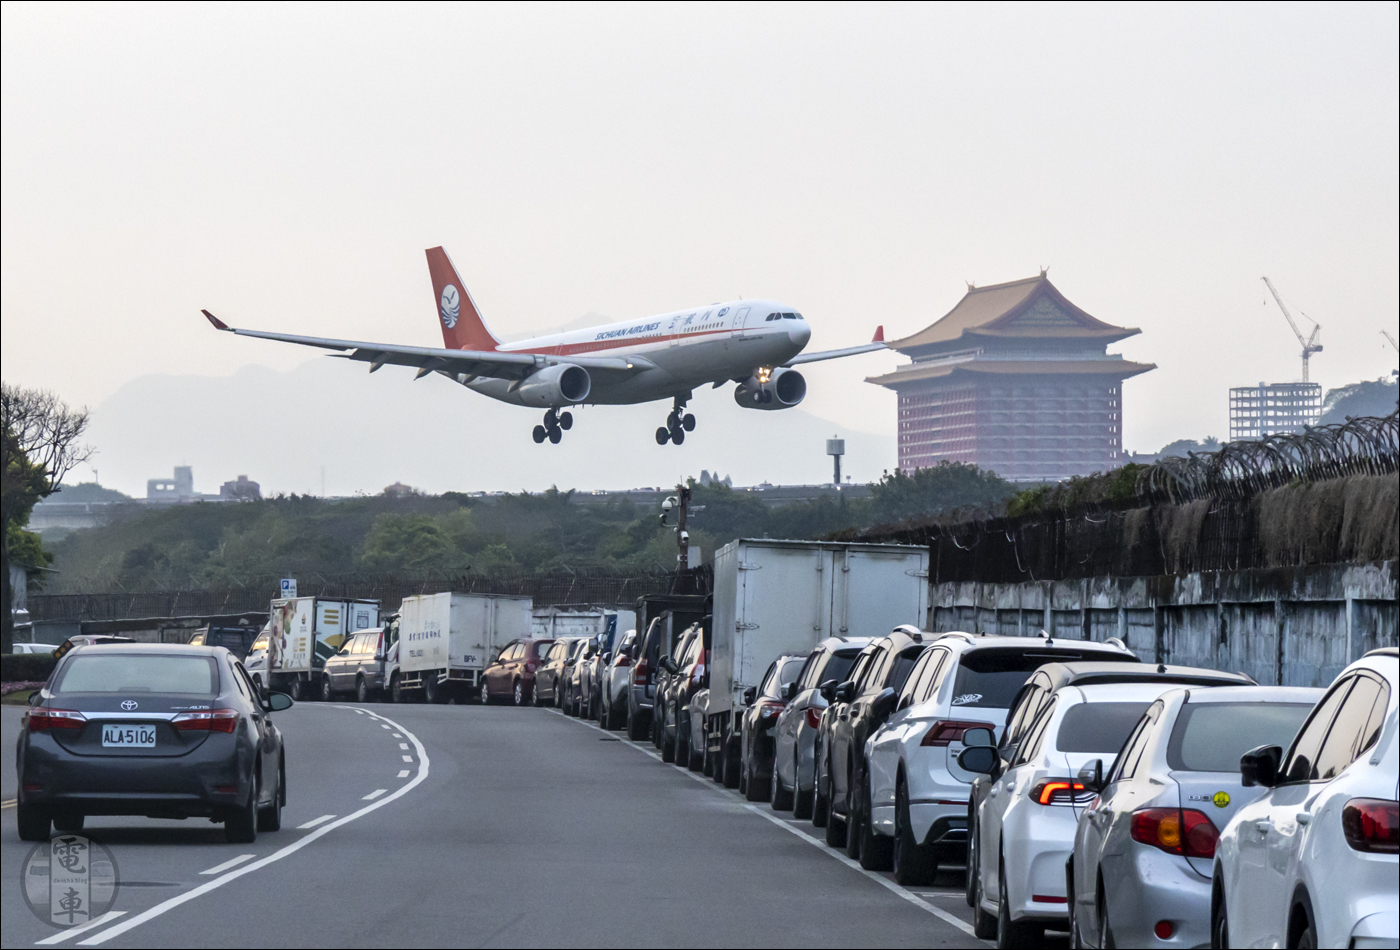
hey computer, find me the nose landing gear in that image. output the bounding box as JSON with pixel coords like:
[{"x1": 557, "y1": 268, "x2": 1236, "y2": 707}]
[
  {"x1": 533, "y1": 409, "x2": 573, "y2": 445},
  {"x1": 656, "y1": 399, "x2": 696, "y2": 445}
]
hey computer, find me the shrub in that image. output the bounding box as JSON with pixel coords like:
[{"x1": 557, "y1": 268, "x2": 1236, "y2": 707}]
[{"x1": 1, "y1": 653, "x2": 59, "y2": 683}]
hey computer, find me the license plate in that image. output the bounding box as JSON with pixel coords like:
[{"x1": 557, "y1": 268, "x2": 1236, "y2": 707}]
[{"x1": 101, "y1": 724, "x2": 156, "y2": 748}]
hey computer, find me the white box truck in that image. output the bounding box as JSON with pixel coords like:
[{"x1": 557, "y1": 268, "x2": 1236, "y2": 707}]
[
  {"x1": 395, "y1": 592, "x2": 533, "y2": 703},
  {"x1": 255, "y1": 597, "x2": 380, "y2": 701},
  {"x1": 704, "y1": 539, "x2": 929, "y2": 777},
  {"x1": 530, "y1": 606, "x2": 637, "y2": 654}
]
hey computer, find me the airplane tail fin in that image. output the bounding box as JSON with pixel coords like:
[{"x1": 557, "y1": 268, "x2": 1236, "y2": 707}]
[{"x1": 425, "y1": 247, "x2": 500, "y2": 351}]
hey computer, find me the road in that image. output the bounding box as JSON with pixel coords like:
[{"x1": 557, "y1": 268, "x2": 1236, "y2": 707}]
[{"x1": 1, "y1": 700, "x2": 1036, "y2": 948}]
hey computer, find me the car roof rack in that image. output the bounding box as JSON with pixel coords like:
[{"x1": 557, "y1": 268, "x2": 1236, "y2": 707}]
[{"x1": 933, "y1": 631, "x2": 977, "y2": 644}]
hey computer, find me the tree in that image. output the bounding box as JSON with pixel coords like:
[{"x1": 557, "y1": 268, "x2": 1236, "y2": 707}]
[
  {"x1": 2, "y1": 383, "x2": 92, "y2": 651},
  {"x1": 866, "y1": 462, "x2": 1014, "y2": 526}
]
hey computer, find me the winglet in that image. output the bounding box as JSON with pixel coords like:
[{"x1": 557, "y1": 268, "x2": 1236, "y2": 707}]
[
  {"x1": 872, "y1": 325, "x2": 884, "y2": 343},
  {"x1": 202, "y1": 309, "x2": 230, "y2": 330}
]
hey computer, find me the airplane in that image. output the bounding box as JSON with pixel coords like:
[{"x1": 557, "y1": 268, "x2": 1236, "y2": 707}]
[{"x1": 202, "y1": 246, "x2": 887, "y2": 445}]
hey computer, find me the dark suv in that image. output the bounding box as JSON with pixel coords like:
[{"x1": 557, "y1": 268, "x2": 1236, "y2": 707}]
[
  {"x1": 654, "y1": 623, "x2": 703, "y2": 762},
  {"x1": 659, "y1": 618, "x2": 710, "y2": 770},
  {"x1": 738, "y1": 652, "x2": 808, "y2": 802},
  {"x1": 627, "y1": 599, "x2": 708, "y2": 741}
]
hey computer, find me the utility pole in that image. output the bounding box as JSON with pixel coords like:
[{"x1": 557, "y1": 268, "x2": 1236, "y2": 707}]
[{"x1": 676, "y1": 484, "x2": 690, "y2": 570}]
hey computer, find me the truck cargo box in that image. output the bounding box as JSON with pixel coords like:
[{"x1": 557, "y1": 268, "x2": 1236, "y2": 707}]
[{"x1": 399, "y1": 592, "x2": 533, "y2": 677}]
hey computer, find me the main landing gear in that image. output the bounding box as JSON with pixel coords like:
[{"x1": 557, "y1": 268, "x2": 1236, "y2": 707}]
[
  {"x1": 532, "y1": 409, "x2": 573, "y2": 445},
  {"x1": 655, "y1": 399, "x2": 696, "y2": 446}
]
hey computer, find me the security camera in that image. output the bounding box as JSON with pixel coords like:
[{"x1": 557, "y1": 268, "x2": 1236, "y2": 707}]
[
  {"x1": 679, "y1": 530, "x2": 690, "y2": 544},
  {"x1": 661, "y1": 499, "x2": 674, "y2": 512}
]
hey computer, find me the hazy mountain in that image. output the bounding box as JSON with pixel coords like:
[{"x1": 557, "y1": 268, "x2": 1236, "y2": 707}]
[{"x1": 83, "y1": 358, "x2": 895, "y2": 498}]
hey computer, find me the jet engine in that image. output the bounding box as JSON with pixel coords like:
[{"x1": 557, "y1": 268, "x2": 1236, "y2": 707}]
[
  {"x1": 515, "y1": 363, "x2": 591, "y2": 407},
  {"x1": 734, "y1": 367, "x2": 806, "y2": 411}
]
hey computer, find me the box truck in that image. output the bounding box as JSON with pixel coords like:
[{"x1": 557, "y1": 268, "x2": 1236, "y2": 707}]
[
  {"x1": 530, "y1": 606, "x2": 637, "y2": 654},
  {"x1": 248, "y1": 597, "x2": 380, "y2": 701},
  {"x1": 702, "y1": 539, "x2": 929, "y2": 780},
  {"x1": 395, "y1": 592, "x2": 533, "y2": 703}
]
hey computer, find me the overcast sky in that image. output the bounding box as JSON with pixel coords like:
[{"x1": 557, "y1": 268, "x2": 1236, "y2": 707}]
[{"x1": 3, "y1": 3, "x2": 1397, "y2": 494}]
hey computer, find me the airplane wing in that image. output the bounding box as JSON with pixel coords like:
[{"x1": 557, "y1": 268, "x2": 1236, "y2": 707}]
[
  {"x1": 782, "y1": 326, "x2": 888, "y2": 366},
  {"x1": 201, "y1": 311, "x2": 644, "y2": 381}
]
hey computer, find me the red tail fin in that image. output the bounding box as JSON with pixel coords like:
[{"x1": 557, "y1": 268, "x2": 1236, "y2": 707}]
[{"x1": 425, "y1": 247, "x2": 500, "y2": 351}]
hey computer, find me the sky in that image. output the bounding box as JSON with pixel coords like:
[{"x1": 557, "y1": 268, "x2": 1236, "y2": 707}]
[{"x1": 3, "y1": 3, "x2": 1397, "y2": 496}]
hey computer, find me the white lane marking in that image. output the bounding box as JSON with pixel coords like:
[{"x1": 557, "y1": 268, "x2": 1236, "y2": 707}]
[
  {"x1": 547, "y1": 708, "x2": 986, "y2": 944},
  {"x1": 353, "y1": 709, "x2": 365, "y2": 715},
  {"x1": 33, "y1": 912, "x2": 127, "y2": 945},
  {"x1": 198, "y1": 854, "x2": 254, "y2": 875},
  {"x1": 399, "y1": 742, "x2": 409, "y2": 750},
  {"x1": 296, "y1": 814, "x2": 336, "y2": 829},
  {"x1": 381, "y1": 724, "x2": 391, "y2": 729},
  {"x1": 397, "y1": 770, "x2": 410, "y2": 778},
  {"x1": 362, "y1": 789, "x2": 387, "y2": 800},
  {"x1": 402, "y1": 754, "x2": 413, "y2": 762},
  {"x1": 392, "y1": 733, "x2": 402, "y2": 738},
  {"x1": 78, "y1": 707, "x2": 430, "y2": 946}
]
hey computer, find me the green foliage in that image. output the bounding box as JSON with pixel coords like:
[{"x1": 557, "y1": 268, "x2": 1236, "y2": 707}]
[
  {"x1": 1005, "y1": 463, "x2": 1152, "y2": 517},
  {"x1": 2, "y1": 429, "x2": 49, "y2": 534},
  {"x1": 1320, "y1": 379, "x2": 1399, "y2": 425},
  {"x1": 865, "y1": 462, "x2": 1015, "y2": 525},
  {"x1": 1, "y1": 653, "x2": 58, "y2": 683},
  {"x1": 1158, "y1": 437, "x2": 1221, "y2": 457},
  {"x1": 362, "y1": 514, "x2": 456, "y2": 572}
]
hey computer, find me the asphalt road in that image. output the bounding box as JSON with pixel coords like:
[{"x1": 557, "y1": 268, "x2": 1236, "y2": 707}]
[{"x1": 1, "y1": 700, "x2": 1043, "y2": 948}]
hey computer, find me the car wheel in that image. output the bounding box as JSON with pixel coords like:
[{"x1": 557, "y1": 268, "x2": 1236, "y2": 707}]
[
  {"x1": 390, "y1": 673, "x2": 403, "y2": 704},
  {"x1": 997, "y1": 851, "x2": 1042, "y2": 948},
  {"x1": 52, "y1": 813, "x2": 84, "y2": 834},
  {"x1": 661, "y1": 718, "x2": 677, "y2": 763},
  {"x1": 971, "y1": 828, "x2": 997, "y2": 939},
  {"x1": 479, "y1": 681, "x2": 491, "y2": 705},
  {"x1": 893, "y1": 777, "x2": 934, "y2": 884},
  {"x1": 17, "y1": 803, "x2": 50, "y2": 841},
  {"x1": 226, "y1": 776, "x2": 259, "y2": 844},
  {"x1": 320, "y1": 675, "x2": 334, "y2": 703},
  {"x1": 513, "y1": 681, "x2": 524, "y2": 706},
  {"x1": 966, "y1": 811, "x2": 980, "y2": 906},
  {"x1": 627, "y1": 708, "x2": 646, "y2": 741},
  {"x1": 1211, "y1": 879, "x2": 1230, "y2": 950},
  {"x1": 258, "y1": 762, "x2": 283, "y2": 832},
  {"x1": 745, "y1": 756, "x2": 769, "y2": 802},
  {"x1": 1294, "y1": 924, "x2": 1316, "y2": 950},
  {"x1": 845, "y1": 783, "x2": 864, "y2": 859},
  {"x1": 1098, "y1": 878, "x2": 1117, "y2": 949},
  {"x1": 813, "y1": 766, "x2": 830, "y2": 828},
  {"x1": 771, "y1": 762, "x2": 794, "y2": 811},
  {"x1": 288, "y1": 678, "x2": 304, "y2": 702},
  {"x1": 356, "y1": 676, "x2": 370, "y2": 703}
]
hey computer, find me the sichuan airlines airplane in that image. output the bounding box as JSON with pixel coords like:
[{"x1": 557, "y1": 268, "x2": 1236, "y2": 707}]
[{"x1": 203, "y1": 247, "x2": 886, "y2": 445}]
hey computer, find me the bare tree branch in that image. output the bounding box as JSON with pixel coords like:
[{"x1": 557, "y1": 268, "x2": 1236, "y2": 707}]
[{"x1": 2, "y1": 381, "x2": 94, "y2": 494}]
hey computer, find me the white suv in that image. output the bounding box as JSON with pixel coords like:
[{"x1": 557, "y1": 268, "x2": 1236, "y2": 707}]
[
  {"x1": 1212, "y1": 647, "x2": 1398, "y2": 950},
  {"x1": 864, "y1": 633, "x2": 1135, "y2": 885}
]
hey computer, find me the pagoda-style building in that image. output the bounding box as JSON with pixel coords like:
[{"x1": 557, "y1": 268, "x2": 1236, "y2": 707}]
[{"x1": 868, "y1": 273, "x2": 1155, "y2": 481}]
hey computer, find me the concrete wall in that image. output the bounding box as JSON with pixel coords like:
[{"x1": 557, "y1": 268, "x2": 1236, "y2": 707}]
[{"x1": 927, "y1": 559, "x2": 1397, "y2": 688}]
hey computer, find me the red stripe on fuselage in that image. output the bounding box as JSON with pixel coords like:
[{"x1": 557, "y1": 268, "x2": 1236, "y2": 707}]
[{"x1": 499, "y1": 326, "x2": 737, "y2": 358}]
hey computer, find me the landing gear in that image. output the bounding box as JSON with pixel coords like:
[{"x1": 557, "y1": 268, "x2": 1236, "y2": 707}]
[
  {"x1": 533, "y1": 409, "x2": 574, "y2": 445},
  {"x1": 656, "y1": 399, "x2": 696, "y2": 446}
]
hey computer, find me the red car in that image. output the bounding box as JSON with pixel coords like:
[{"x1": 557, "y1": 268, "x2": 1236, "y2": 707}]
[{"x1": 480, "y1": 638, "x2": 554, "y2": 706}]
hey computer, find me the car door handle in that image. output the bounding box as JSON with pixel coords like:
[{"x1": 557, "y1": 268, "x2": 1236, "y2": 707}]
[
  {"x1": 1254, "y1": 820, "x2": 1273, "y2": 834},
  {"x1": 1295, "y1": 812, "x2": 1311, "y2": 825}
]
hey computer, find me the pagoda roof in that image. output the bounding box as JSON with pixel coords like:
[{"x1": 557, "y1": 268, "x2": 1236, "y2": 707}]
[
  {"x1": 866, "y1": 357, "x2": 1157, "y2": 389},
  {"x1": 888, "y1": 274, "x2": 1140, "y2": 352}
]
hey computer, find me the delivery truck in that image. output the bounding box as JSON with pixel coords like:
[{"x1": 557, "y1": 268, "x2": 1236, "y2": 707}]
[
  {"x1": 530, "y1": 606, "x2": 637, "y2": 654},
  {"x1": 395, "y1": 592, "x2": 533, "y2": 703},
  {"x1": 702, "y1": 539, "x2": 929, "y2": 782},
  {"x1": 247, "y1": 597, "x2": 380, "y2": 701}
]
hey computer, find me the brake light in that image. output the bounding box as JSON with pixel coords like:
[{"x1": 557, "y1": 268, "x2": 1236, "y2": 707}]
[
  {"x1": 1130, "y1": 808, "x2": 1218, "y2": 857},
  {"x1": 920, "y1": 720, "x2": 990, "y2": 747},
  {"x1": 1342, "y1": 798, "x2": 1399, "y2": 854},
  {"x1": 28, "y1": 709, "x2": 86, "y2": 732},
  {"x1": 525, "y1": 661, "x2": 537, "y2": 673},
  {"x1": 1029, "y1": 779, "x2": 1094, "y2": 806},
  {"x1": 758, "y1": 702, "x2": 784, "y2": 719},
  {"x1": 634, "y1": 658, "x2": 650, "y2": 686},
  {"x1": 172, "y1": 708, "x2": 241, "y2": 733},
  {"x1": 805, "y1": 707, "x2": 823, "y2": 729},
  {"x1": 616, "y1": 654, "x2": 632, "y2": 668}
]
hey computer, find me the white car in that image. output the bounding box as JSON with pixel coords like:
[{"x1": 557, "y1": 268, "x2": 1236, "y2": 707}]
[
  {"x1": 10, "y1": 642, "x2": 58, "y2": 654},
  {"x1": 864, "y1": 632, "x2": 1135, "y2": 885},
  {"x1": 597, "y1": 629, "x2": 636, "y2": 730},
  {"x1": 1212, "y1": 647, "x2": 1398, "y2": 950},
  {"x1": 969, "y1": 680, "x2": 1191, "y2": 948}
]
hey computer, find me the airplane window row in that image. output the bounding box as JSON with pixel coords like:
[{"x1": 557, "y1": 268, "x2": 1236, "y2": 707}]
[{"x1": 765, "y1": 312, "x2": 803, "y2": 321}]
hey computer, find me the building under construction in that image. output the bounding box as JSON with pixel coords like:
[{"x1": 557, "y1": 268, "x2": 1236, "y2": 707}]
[
  {"x1": 1228, "y1": 382, "x2": 1322, "y2": 440},
  {"x1": 867, "y1": 274, "x2": 1155, "y2": 481}
]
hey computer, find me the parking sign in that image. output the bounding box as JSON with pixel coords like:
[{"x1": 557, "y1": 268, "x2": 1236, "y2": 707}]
[{"x1": 280, "y1": 578, "x2": 297, "y2": 598}]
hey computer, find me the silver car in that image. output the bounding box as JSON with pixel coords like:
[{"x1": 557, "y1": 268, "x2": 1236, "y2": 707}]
[
  {"x1": 597, "y1": 630, "x2": 636, "y2": 730},
  {"x1": 769, "y1": 637, "x2": 870, "y2": 818},
  {"x1": 1068, "y1": 685, "x2": 1322, "y2": 949}
]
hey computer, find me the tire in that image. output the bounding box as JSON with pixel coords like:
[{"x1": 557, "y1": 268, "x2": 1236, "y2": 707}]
[
  {"x1": 813, "y1": 767, "x2": 830, "y2": 828},
  {"x1": 661, "y1": 716, "x2": 676, "y2": 762},
  {"x1": 225, "y1": 777, "x2": 259, "y2": 844},
  {"x1": 479, "y1": 681, "x2": 491, "y2": 705},
  {"x1": 845, "y1": 790, "x2": 864, "y2": 859},
  {"x1": 971, "y1": 827, "x2": 997, "y2": 939},
  {"x1": 288, "y1": 677, "x2": 304, "y2": 702},
  {"x1": 627, "y1": 707, "x2": 646, "y2": 741},
  {"x1": 52, "y1": 814, "x2": 84, "y2": 833},
  {"x1": 671, "y1": 427, "x2": 685, "y2": 445},
  {"x1": 824, "y1": 797, "x2": 847, "y2": 848},
  {"x1": 722, "y1": 734, "x2": 741, "y2": 789},
  {"x1": 513, "y1": 681, "x2": 525, "y2": 707},
  {"x1": 425, "y1": 675, "x2": 447, "y2": 705},
  {"x1": 391, "y1": 673, "x2": 403, "y2": 704},
  {"x1": 859, "y1": 777, "x2": 893, "y2": 871},
  {"x1": 655, "y1": 427, "x2": 670, "y2": 445},
  {"x1": 17, "y1": 804, "x2": 50, "y2": 841},
  {"x1": 258, "y1": 762, "x2": 283, "y2": 832},
  {"x1": 533, "y1": 425, "x2": 547, "y2": 443},
  {"x1": 745, "y1": 758, "x2": 769, "y2": 802},
  {"x1": 997, "y1": 855, "x2": 1043, "y2": 948},
  {"x1": 771, "y1": 763, "x2": 794, "y2": 811},
  {"x1": 320, "y1": 674, "x2": 334, "y2": 703},
  {"x1": 893, "y1": 778, "x2": 934, "y2": 885},
  {"x1": 356, "y1": 676, "x2": 371, "y2": 704},
  {"x1": 682, "y1": 413, "x2": 695, "y2": 431},
  {"x1": 966, "y1": 811, "x2": 980, "y2": 906},
  {"x1": 676, "y1": 723, "x2": 690, "y2": 769},
  {"x1": 1212, "y1": 882, "x2": 1230, "y2": 950},
  {"x1": 1294, "y1": 924, "x2": 1315, "y2": 950},
  {"x1": 1099, "y1": 880, "x2": 1117, "y2": 949}
]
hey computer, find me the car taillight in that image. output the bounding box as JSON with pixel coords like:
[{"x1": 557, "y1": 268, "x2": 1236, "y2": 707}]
[
  {"x1": 758, "y1": 702, "x2": 784, "y2": 719},
  {"x1": 525, "y1": 661, "x2": 537, "y2": 672},
  {"x1": 1130, "y1": 808, "x2": 1218, "y2": 857},
  {"x1": 920, "y1": 720, "x2": 991, "y2": 747},
  {"x1": 805, "y1": 707, "x2": 823, "y2": 729},
  {"x1": 616, "y1": 654, "x2": 632, "y2": 668},
  {"x1": 634, "y1": 658, "x2": 650, "y2": 685},
  {"x1": 28, "y1": 709, "x2": 86, "y2": 732},
  {"x1": 1342, "y1": 798, "x2": 1399, "y2": 854},
  {"x1": 1029, "y1": 779, "x2": 1095, "y2": 807},
  {"x1": 172, "y1": 708, "x2": 241, "y2": 733}
]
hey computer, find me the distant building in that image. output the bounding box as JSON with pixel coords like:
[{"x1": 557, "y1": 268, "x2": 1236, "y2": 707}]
[
  {"x1": 383, "y1": 482, "x2": 416, "y2": 498},
  {"x1": 1229, "y1": 382, "x2": 1321, "y2": 441},
  {"x1": 148, "y1": 465, "x2": 197, "y2": 503},
  {"x1": 220, "y1": 475, "x2": 261, "y2": 501},
  {"x1": 867, "y1": 274, "x2": 1156, "y2": 481}
]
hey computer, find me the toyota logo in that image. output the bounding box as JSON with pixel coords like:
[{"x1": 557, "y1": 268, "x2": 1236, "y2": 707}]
[{"x1": 121, "y1": 700, "x2": 138, "y2": 711}]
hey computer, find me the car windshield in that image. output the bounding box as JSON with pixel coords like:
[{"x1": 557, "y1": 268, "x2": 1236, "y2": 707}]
[
  {"x1": 55, "y1": 654, "x2": 219, "y2": 695},
  {"x1": 1054, "y1": 702, "x2": 1153, "y2": 753},
  {"x1": 950, "y1": 649, "x2": 1096, "y2": 708},
  {"x1": 822, "y1": 651, "x2": 860, "y2": 686},
  {"x1": 1168, "y1": 702, "x2": 1315, "y2": 772}
]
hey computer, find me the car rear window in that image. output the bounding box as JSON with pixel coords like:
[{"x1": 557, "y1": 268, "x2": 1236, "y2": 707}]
[
  {"x1": 948, "y1": 649, "x2": 1092, "y2": 708},
  {"x1": 1167, "y1": 702, "x2": 1315, "y2": 773},
  {"x1": 55, "y1": 654, "x2": 219, "y2": 695},
  {"x1": 1054, "y1": 702, "x2": 1153, "y2": 753},
  {"x1": 822, "y1": 650, "x2": 860, "y2": 686}
]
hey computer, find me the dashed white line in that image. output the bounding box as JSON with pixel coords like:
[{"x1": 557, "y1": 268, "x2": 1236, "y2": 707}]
[
  {"x1": 296, "y1": 814, "x2": 336, "y2": 829},
  {"x1": 392, "y1": 733, "x2": 402, "y2": 738},
  {"x1": 402, "y1": 754, "x2": 413, "y2": 762},
  {"x1": 397, "y1": 769, "x2": 410, "y2": 778},
  {"x1": 381, "y1": 724, "x2": 391, "y2": 729},
  {"x1": 198, "y1": 854, "x2": 255, "y2": 875},
  {"x1": 362, "y1": 789, "x2": 388, "y2": 800},
  {"x1": 399, "y1": 742, "x2": 409, "y2": 750},
  {"x1": 33, "y1": 911, "x2": 127, "y2": 945}
]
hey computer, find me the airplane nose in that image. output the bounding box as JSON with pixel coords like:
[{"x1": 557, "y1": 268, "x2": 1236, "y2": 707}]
[{"x1": 790, "y1": 322, "x2": 811, "y2": 347}]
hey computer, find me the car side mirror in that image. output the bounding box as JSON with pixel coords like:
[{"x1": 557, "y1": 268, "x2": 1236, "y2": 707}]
[
  {"x1": 962, "y1": 726, "x2": 995, "y2": 748},
  {"x1": 818, "y1": 678, "x2": 838, "y2": 702},
  {"x1": 870, "y1": 687, "x2": 898, "y2": 725},
  {"x1": 833, "y1": 681, "x2": 856, "y2": 704},
  {"x1": 742, "y1": 686, "x2": 757, "y2": 705},
  {"x1": 781, "y1": 682, "x2": 797, "y2": 702},
  {"x1": 1076, "y1": 759, "x2": 1104, "y2": 792},
  {"x1": 660, "y1": 657, "x2": 679, "y2": 675},
  {"x1": 28, "y1": 690, "x2": 44, "y2": 706},
  {"x1": 603, "y1": 652, "x2": 612, "y2": 664},
  {"x1": 1240, "y1": 744, "x2": 1282, "y2": 788},
  {"x1": 957, "y1": 745, "x2": 998, "y2": 775},
  {"x1": 264, "y1": 691, "x2": 294, "y2": 712}
]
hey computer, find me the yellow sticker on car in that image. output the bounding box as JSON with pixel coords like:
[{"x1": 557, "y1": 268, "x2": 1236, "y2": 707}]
[{"x1": 1213, "y1": 791, "x2": 1231, "y2": 808}]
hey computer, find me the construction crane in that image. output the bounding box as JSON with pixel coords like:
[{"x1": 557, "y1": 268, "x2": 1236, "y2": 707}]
[
  {"x1": 1384, "y1": 330, "x2": 1399, "y2": 353},
  {"x1": 1262, "y1": 277, "x2": 1323, "y2": 382}
]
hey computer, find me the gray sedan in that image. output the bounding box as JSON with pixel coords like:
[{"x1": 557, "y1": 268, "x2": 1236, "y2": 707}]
[
  {"x1": 1068, "y1": 685, "x2": 1322, "y2": 949},
  {"x1": 16, "y1": 643, "x2": 293, "y2": 844}
]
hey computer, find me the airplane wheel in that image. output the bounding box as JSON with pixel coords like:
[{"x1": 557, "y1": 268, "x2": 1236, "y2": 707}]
[
  {"x1": 655, "y1": 427, "x2": 670, "y2": 445},
  {"x1": 533, "y1": 425, "x2": 547, "y2": 444},
  {"x1": 762, "y1": 390, "x2": 774, "y2": 403},
  {"x1": 682, "y1": 413, "x2": 696, "y2": 431},
  {"x1": 670, "y1": 427, "x2": 685, "y2": 445},
  {"x1": 548, "y1": 427, "x2": 562, "y2": 445},
  {"x1": 559, "y1": 411, "x2": 573, "y2": 430}
]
